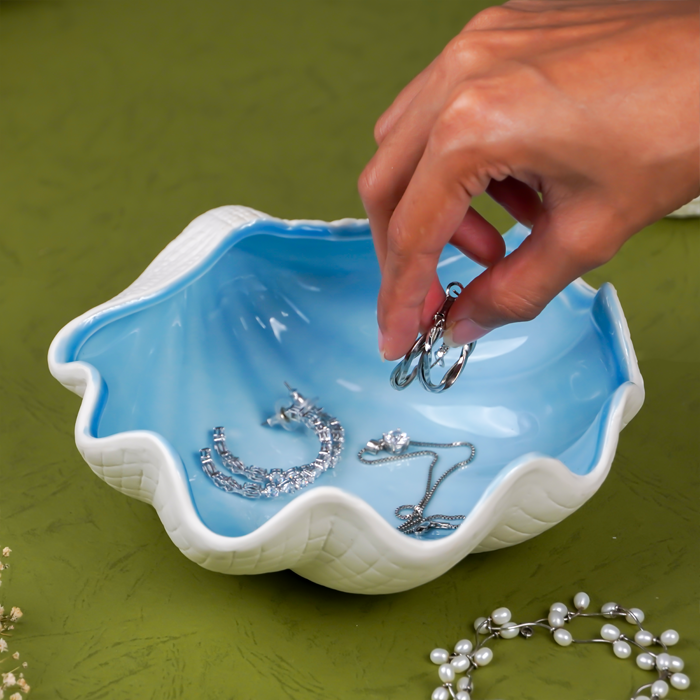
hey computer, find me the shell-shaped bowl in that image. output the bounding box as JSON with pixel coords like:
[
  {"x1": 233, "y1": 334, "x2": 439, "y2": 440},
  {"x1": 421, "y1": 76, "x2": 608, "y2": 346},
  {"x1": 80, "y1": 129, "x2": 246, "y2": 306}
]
[{"x1": 48, "y1": 206, "x2": 644, "y2": 594}]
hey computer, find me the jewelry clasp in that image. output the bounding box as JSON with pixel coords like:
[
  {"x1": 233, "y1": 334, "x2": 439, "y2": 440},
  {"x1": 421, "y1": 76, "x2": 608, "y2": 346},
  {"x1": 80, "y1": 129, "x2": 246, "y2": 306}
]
[{"x1": 432, "y1": 281, "x2": 463, "y2": 328}]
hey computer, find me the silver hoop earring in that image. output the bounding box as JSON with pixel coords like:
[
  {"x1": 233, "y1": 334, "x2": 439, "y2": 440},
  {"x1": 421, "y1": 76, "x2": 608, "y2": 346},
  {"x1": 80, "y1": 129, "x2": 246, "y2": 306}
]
[
  {"x1": 390, "y1": 282, "x2": 476, "y2": 394},
  {"x1": 200, "y1": 384, "x2": 344, "y2": 498}
]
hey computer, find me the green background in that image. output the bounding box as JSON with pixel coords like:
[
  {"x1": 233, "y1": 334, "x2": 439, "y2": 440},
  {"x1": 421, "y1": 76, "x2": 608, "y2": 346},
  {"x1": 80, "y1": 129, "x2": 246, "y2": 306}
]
[{"x1": 0, "y1": 1, "x2": 697, "y2": 698}]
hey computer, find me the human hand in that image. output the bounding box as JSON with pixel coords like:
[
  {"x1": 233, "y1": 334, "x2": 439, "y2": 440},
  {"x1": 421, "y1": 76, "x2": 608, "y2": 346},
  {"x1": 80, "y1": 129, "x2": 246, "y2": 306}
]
[{"x1": 359, "y1": 0, "x2": 700, "y2": 361}]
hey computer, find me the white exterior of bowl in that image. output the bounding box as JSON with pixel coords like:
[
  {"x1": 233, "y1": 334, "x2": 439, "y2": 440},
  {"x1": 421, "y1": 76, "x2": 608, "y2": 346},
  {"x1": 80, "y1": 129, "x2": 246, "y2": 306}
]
[{"x1": 48, "y1": 206, "x2": 644, "y2": 594}]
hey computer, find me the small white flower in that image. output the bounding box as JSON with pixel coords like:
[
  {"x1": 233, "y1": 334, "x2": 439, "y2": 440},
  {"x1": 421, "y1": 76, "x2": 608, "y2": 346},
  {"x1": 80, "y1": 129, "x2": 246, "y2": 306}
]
[
  {"x1": 2, "y1": 671, "x2": 17, "y2": 687},
  {"x1": 0, "y1": 639, "x2": 7, "y2": 652},
  {"x1": 11, "y1": 653, "x2": 18, "y2": 660},
  {"x1": 9, "y1": 693, "x2": 21, "y2": 700},
  {"x1": 8, "y1": 609, "x2": 22, "y2": 622},
  {"x1": 1, "y1": 549, "x2": 11, "y2": 558},
  {"x1": 16, "y1": 678, "x2": 28, "y2": 692}
]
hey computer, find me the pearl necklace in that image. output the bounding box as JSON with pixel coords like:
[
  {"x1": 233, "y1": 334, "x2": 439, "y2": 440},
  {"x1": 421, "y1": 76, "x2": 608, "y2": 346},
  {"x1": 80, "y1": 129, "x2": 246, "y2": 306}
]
[{"x1": 429, "y1": 594, "x2": 690, "y2": 700}]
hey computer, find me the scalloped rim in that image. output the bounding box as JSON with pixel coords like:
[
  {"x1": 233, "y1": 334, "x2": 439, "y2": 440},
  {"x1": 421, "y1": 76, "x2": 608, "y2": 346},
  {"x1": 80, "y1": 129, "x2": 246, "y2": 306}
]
[{"x1": 48, "y1": 206, "x2": 644, "y2": 594}]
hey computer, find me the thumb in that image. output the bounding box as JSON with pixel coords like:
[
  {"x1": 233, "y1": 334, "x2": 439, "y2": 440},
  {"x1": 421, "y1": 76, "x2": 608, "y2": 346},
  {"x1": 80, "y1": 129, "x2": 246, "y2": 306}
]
[{"x1": 444, "y1": 211, "x2": 617, "y2": 345}]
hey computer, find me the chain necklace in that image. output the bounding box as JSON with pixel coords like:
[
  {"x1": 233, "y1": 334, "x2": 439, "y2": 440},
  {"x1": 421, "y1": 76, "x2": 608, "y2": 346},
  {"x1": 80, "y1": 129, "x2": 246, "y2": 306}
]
[{"x1": 357, "y1": 429, "x2": 475, "y2": 535}]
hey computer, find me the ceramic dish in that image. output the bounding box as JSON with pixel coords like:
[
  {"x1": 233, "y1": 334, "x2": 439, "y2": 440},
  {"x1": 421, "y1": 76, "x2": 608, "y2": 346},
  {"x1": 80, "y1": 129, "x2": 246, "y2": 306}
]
[{"x1": 48, "y1": 206, "x2": 644, "y2": 594}]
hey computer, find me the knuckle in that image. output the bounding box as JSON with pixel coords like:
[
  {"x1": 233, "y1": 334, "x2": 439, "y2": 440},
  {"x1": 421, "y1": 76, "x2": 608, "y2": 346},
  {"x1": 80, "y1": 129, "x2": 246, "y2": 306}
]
[
  {"x1": 373, "y1": 111, "x2": 394, "y2": 145},
  {"x1": 373, "y1": 117, "x2": 388, "y2": 145},
  {"x1": 560, "y1": 235, "x2": 616, "y2": 270},
  {"x1": 434, "y1": 73, "x2": 518, "y2": 143},
  {"x1": 441, "y1": 34, "x2": 494, "y2": 69},
  {"x1": 491, "y1": 288, "x2": 544, "y2": 324},
  {"x1": 386, "y1": 224, "x2": 440, "y2": 281},
  {"x1": 386, "y1": 221, "x2": 437, "y2": 266},
  {"x1": 431, "y1": 86, "x2": 495, "y2": 147},
  {"x1": 440, "y1": 35, "x2": 464, "y2": 64},
  {"x1": 357, "y1": 164, "x2": 383, "y2": 205},
  {"x1": 466, "y1": 5, "x2": 511, "y2": 30},
  {"x1": 445, "y1": 85, "x2": 494, "y2": 121},
  {"x1": 386, "y1": 220, "x2": 413, "y2": 260}
]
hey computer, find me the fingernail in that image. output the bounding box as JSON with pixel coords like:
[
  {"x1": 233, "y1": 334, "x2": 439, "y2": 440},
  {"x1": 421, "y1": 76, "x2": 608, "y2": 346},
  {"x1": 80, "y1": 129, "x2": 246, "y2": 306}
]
[
  {"x1": 444, "y1": 319, "x2": 490, "y2": 347},
  {"x1": 378, "y1": 327, "x2": 386, "y2": 361}
]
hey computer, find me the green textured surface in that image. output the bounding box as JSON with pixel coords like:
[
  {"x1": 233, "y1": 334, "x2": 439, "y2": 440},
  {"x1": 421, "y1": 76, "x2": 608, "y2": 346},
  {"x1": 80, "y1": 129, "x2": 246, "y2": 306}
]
[{"x1": 0, "y1": 1, "x2": 698, "y2": 698}]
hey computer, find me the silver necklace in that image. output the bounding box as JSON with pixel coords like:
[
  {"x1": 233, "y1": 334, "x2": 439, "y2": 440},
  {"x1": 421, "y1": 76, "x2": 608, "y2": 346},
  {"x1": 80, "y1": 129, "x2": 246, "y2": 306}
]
[{"x1": 357, "y1": 429, "x2": 475, "y2": 535}]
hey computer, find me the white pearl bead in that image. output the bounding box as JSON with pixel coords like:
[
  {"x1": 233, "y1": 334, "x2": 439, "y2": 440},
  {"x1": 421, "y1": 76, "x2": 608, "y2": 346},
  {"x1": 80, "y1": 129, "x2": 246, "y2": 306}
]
[
  {"x1": 454, "y1": 639, "x2": 473, "y2": 655},
  {"x1": 499, "y1": 622, "x2": 519, "y2": 639},
  {"x1": 634, "y1": 630, "x2": 654, "y2": 647},
  {"x1": 491, "y1": 607, "x2": 511, "y2": 625},
  {"x1": 656, "y1": 652, "x2": 672, "y2": 670},
  {"x1": 473, "y1": 617, "x2": 488, "y2": 633},
  {"x1": 633, "y1": 696, "x2": 651, "y2": 700},
  {"x1": 613, "y1": 640, "x2": 632, "y2": 659},
  {"x1": 636, "y1": 652, "x2": 656, "y2": 671},
  {"x1": 438, "y1": 664, "x2": 455, "y2": 683},
  {"x1": 668, "y1": 656, "x2": 685, "y2": 672},
  {"x1": 548, "y1": 611, "x2": 565, "y2": 629},
  {"x1": 450, "y1": 655, "x2": 471, "y2": 673},
  {"x1": 601, "y1": 602, "x2": 618, "y2": 618},
  {"x1": 670, "y1": 672, "x2": 690, "y2": 690},
  {"x1": 651, "y1": 680, "x2": 669, "y2": 698},
  {"x1": 473, "y1": 647, "x2": 493, "y2": 666},
  {"x1": 430, "y1": 648, "x2": 450, "y2": 665},
  {"x1": 553, "y1": 629, "x2": 573, "y2": 646},
  {"x1": 660, "y1": 629, "x2": 680, "y2": 646},
  {"x1": 431, "y1": 687, "x2": 449, "y2": 700},
  {"x1": 601, "y1": 624, "x2": 621, "y2": 641},
  {"x1": 550, "y1": 602, "x2": 568, "y2": 616},
  {"x1": 625, "y1": 608, "x2": 645, "y2": 625},
  {"x1": 455, "y1": 692, "x2": 471, "y2": 700},
  {"x1": 573, "y1": 592, "x2": 590, "y2": 611},
  {"x1": 457, "y1": 677, "x2": 471, "y2": 691}
]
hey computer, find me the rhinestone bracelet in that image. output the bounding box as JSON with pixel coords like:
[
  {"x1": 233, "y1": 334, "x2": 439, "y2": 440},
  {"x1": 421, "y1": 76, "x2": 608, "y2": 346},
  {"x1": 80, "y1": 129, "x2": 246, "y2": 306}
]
[
  {"x1": 199, "y1": 386, "x2": 344, "y2": 498},
  {"x1": 429, "y1": 594, "x2": 690, "y2": 700}
]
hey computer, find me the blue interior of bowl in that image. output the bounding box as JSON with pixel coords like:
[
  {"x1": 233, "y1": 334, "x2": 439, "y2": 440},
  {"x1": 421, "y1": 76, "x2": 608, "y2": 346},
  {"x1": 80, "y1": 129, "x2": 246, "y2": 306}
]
[{"x1": 62, "y1": 220, "x2": 632, "y2": 538}]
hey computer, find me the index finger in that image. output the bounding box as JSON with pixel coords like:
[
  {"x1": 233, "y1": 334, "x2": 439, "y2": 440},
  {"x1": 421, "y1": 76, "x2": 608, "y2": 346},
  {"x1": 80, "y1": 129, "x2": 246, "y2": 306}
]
[{"x1": 378, "y1": 145, "x2": 477, "y2": 360}]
